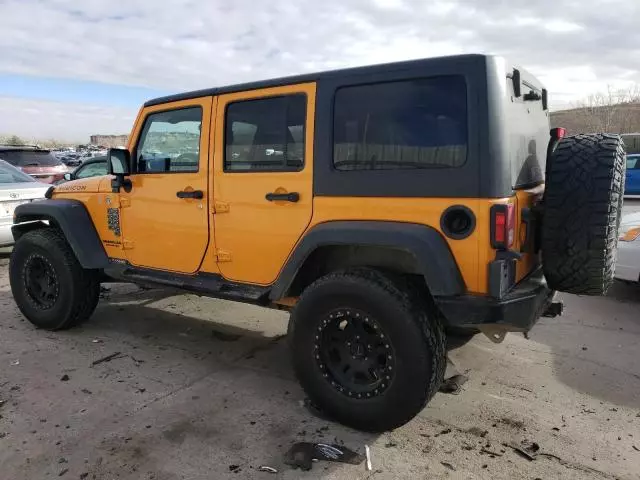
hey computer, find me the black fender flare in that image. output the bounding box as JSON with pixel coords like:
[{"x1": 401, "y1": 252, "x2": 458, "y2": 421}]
[
  {"x1": 12, "y1": 199, "x2": 109, "y2": 269},
  {"x1": 270, "y1": 221, "x2": 465, "y2": 299}
]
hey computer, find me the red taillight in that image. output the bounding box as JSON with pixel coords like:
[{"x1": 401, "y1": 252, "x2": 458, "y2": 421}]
[
  {"x1": 550, "y1": 127, "x2": 566, "y2": 140},
  {"x1": 491, "y1": 204, "x2": 515, "y2": 249}
]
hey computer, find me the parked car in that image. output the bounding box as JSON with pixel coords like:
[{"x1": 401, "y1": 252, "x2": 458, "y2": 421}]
[
  {"x1": 0, "y1": 159, "x2": 50, "y2": 247},
  {"x1": 0, "y1": 146, "x2": 69, "y2": 184},
  {"x1": 625, "y1": 154, "x2": 640, "y2": 197},
  {"x1": 615, "y1": 212, "x2": 640, "y2": 283},
  {"x1": 56, "y1": 153, "x2": 83, "y2": 168},
  {"x1": 55, "y1": 156, "x2": 107, "y2": 184}
]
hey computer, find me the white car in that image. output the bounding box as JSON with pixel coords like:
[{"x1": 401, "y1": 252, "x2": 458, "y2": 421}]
[
  {"x1": 615, "y1": 212, "x2": 640, "y2": 283},
  {"x1": 0, "y1": 159, "x2": 50, "y2": 247}
]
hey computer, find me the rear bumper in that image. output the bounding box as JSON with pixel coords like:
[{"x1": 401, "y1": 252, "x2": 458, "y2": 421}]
[
  {"x1": 435, "y1": 267, "x2": 555, "y2": 332},
  {"x1": 614, "y1": 241, "x2": 640, "y2": 282}
]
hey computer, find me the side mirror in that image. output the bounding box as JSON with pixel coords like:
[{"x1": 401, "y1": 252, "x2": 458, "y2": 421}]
[
  {"x1": 107, "y1": 148, "x2": 131, "y2": 175},
  {"x1": 63, "y1": 173, "x2": 73, "y2": 181},
  {"x1": 107, "y1": 148, "x2": 132, "y2": 193}
]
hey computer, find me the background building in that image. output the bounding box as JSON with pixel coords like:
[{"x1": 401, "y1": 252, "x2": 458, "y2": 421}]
[{"x1": 90, "y1": 134, "x2": 128, "y2": 147}]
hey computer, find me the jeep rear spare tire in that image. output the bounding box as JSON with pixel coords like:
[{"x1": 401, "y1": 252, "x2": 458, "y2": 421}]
[{"x1": 542, "y1": 134, "x2": 626, "y2": 295}]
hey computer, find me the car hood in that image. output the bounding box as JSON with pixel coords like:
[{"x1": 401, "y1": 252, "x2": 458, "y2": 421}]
[
  {"x1": 0, "y1": 182, "x2": 50, "y2": 201},
  {"x1": 620, "y1": 212, "x2": 640, "y2": 227},
  {"x1": 52, "y1": 176, "x2": 106, "y2": 195}
]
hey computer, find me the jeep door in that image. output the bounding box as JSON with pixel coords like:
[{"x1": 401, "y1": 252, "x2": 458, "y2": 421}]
[
  {"x1": 212, "y1": 84, "x2": 315, "y2": 284},
  {"x1": 119, "y1": 98, "x2": 212, "y2": 273}
]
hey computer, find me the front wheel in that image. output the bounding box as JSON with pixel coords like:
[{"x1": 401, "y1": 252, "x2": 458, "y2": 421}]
[
  {"x1": 289, "y1": 269, "x2": 446, "y2": 432},
  {"x1": 9, "y1": 228, "x2": 100, "y2": 330}
]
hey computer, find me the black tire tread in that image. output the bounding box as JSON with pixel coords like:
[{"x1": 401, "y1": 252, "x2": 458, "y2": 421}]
[
  {"x1": 290, "y1": 268, "x2": 446, "y2": 431},
  {"x1": 542, "y1": 134, "x2": 626, "y2": 295},
  {"x1": 10, "y1": 228, "x2": 100, "y2": 330}
]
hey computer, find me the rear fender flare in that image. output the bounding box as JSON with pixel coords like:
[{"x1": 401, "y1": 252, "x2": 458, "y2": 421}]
[{"x1": 270, "y1": 221, "x2": 465, "y2": 299}]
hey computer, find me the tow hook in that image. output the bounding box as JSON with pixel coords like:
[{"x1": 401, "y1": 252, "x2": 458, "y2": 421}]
[{"x1": 543, "y1": 301, "x2": 564, "y2": 318}]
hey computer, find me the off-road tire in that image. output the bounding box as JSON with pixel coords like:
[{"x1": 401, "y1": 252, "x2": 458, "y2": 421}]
[
  {"x1": 289, "y1": 268, "x2": 446, "y2": 431},
  {"x1": 542, "y1": 134, "x2": 626, "y2": 295},
  {"x1": 9, "y1": 228, "x2": 101, "y2": 330}
]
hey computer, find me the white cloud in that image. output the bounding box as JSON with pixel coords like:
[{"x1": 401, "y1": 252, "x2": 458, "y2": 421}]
[
  {"x1": 0, "y1": 0, "x2": 639, "y2": 138},
  {"x1": 0, "y1": 97, "x2": 135, "y2": 142}
]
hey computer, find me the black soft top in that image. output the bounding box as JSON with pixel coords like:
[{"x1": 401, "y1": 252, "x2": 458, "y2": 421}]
[{"x1": 144, "y1": 54, "x2": 489, "y2": 107}]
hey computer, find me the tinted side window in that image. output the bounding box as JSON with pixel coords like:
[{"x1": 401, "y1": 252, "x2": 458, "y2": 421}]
[
  {"x1": 627, "y1": 157, "x2": 639, "y2": 169},
  {"x1": 135, "y1": 107, "x2": 202, "y2": 173},
  {"x1": 333, "y1": 76, "x2": 467, "y2": 170},
  {"x1": 224, "y1": 95, "x2": 306, "y2": 172}
]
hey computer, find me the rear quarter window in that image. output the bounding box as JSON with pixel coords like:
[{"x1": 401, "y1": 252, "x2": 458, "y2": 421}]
[{"x1": 333, "y1": 76, "x2": 467, "y2": 170}]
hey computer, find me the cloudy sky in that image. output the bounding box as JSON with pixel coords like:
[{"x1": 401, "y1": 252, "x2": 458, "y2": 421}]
[{"x1": 0, "y1": 0, "x2": 639, "y2": 142}]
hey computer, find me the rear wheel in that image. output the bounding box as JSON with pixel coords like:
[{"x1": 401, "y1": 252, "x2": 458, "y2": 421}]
[
  {"x1": 289, "y1": 268, "x2": 446, "y2": 431},
  {"x1": 9, "y1": 228, "x2": 100, "y2": 330},
  {"x1": 542, "y1": 134, "x2": 626, "y2": 295}
]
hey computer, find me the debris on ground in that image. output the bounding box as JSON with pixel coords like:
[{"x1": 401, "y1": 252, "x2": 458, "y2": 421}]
[
  {"x1": 228, "y1": 464, "x2": 240, "y2": 473},
  {"x1": 439, "y1": 374, "x2": 469, "y2": 394},
  {"x1": 58, "y1": 468, "x2": 68, "y2": 477},
  {"x1": 633, "y1": 445, "x2": 639, "y2": 452},
  {"x1": 301, "y1": 398, "x2": 333, "y2": 422},
  {"x1": 504, "y1": 440, "x2": 540, "y2": 461},
  {"x1": 91, "y1": 339, "x2": 103, "y2": 344},
  {"x1": 81, "y1": 389, "x2": 92, "y2": 395},
  {"x1": 284, "y1": 442, "x2": 364, "y2": 471},
  {"x1": 480, "y1": 447, "x2": 503, "y2": 457},
  {"x1": 499, "y1": 417, "x2": 525, "y2": 430},
  {"x1": 466, "y1": 427, "x2": 488, "y2": 438},
  {"x1": 91, "y1": 352, "x2": 124, "y2": 366},
  {"x1": 365, "y1": 444, "x2": 372, "y2": 471},
  {"x1": 441, "y1": 461, "x2": 456, "y2": 471},
  {"x1": 60, "y1": 375, "x2": 70, "y2": 382},
  {"x1": 257, "y1": 466, "x2": 278, "y2": 474},
  {"x1": 10, "y1": 360, "x2": 19, "y2": 366}
]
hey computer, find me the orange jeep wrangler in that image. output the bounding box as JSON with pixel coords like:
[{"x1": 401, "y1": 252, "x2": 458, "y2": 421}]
[{"x1": 9, "y1": 55, "x2": 626, "y2": 431}]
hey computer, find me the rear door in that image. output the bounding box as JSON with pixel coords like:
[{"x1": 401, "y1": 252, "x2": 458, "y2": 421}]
[{"x1": 212, "y1": 83, "x2": 315, "y2": 284}]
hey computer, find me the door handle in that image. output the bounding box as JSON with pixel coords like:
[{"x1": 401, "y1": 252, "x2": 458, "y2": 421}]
[
  {"x1": 265, "y1": 192, "x2": 300, "y2": 202},
  {"x1": 177, "y1": 190, "x2": 204, "y2": 199}
]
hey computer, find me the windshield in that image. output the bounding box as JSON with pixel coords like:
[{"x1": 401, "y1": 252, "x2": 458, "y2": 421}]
[
  {"x1": 0, "y1": 160, "x2": 37, "y2": 183},
  {"x1": 626, "y1": 155, "x2": 640, "y2": 169},
  {"x1": 0, "y1": 150, "x2": 62, "y2": 167}
]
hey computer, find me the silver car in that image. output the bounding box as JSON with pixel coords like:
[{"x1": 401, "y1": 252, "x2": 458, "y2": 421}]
[
  {"x1": 615, "y1": 212, "x2": 640, "y2": 283},
  {"x1": 0, "y1": 159, "x2": 50, "y2": 247}
]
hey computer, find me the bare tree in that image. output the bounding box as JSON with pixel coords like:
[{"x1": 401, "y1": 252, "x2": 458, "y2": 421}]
[{"x1": 572, "y1": 84, "x2": 640, "y2": 134}]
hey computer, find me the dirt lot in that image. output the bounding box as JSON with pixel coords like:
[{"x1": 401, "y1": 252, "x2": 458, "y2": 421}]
[{"x1": 1, "y1": 213, "x2": 639, "y2": 479}]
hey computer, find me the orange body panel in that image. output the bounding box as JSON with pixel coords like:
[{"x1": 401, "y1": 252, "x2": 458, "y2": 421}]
[
  {"x1": 120, "y1": 97, "x2": 213, "y2": 273},
  {"x1": 211, "y1": 83, "x2": 316, "y2": 285}
]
